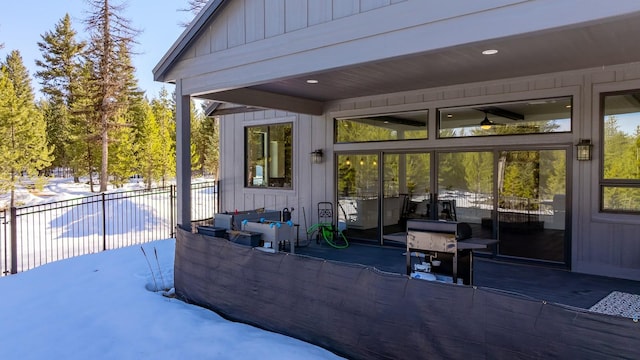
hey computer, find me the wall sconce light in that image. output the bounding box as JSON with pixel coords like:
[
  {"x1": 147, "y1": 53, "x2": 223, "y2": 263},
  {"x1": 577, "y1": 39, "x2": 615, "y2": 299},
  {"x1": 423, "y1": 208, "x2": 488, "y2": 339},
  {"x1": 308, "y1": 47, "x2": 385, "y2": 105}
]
[
  {"x1": 576, "y1": 139, "x2": 593, "y2": 161},
  {"x1": 480, "y1": 112, "x2": 493, "y2": 130},
  {"x1": 311, "y1": 149, "x2": 323, "y2": 164}
]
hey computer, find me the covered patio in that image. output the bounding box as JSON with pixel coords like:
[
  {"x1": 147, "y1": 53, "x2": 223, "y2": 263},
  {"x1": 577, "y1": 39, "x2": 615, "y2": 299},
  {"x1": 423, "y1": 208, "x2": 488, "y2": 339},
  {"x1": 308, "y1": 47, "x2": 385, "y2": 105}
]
[
  {"x1": 295, "y1": 240, "x2": 640, "y2": 310},
  {"x1": 159, "y1": 1, "x2": 640, "y2": 358},
  {"x1": 176, "y1": 228, "x2": 640, "y2": 359}
]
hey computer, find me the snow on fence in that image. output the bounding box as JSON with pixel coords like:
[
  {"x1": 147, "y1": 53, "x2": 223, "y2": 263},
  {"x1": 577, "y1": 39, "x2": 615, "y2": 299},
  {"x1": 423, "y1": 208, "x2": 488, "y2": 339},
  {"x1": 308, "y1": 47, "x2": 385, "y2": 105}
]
[{"x1": 1, "y1": 181, "x2": 218, "y2": 275}]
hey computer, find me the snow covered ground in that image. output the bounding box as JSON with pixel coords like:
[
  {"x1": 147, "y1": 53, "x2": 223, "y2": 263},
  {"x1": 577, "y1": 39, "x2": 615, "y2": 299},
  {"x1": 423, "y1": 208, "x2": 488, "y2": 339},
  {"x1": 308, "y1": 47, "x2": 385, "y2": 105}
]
[
  {"x1": 1, "y1": 176, "x2": 217, "y2": 273},
  {"x1": 0, "y1": 239, "x2": 343, "y2": 359},
  {"x1": 0, "y1": 178, "x2": 342, "y2": 358}
]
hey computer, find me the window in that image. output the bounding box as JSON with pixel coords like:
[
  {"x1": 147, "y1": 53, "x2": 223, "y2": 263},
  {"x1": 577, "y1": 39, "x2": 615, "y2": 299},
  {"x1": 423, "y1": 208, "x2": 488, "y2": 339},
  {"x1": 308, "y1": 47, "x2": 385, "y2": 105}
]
[
  {"x1": 246, "y1": 123, "x2": 293, "y2": 188},
  {"x1": 335, "y1": 110, "x2": 428, "y2": 143},
  {"x1": 601, "y1": 90, "x2": 640, "y2": 212},
  {"x1": 438, "y1": 97, "x2": 572, "y2": 138}
]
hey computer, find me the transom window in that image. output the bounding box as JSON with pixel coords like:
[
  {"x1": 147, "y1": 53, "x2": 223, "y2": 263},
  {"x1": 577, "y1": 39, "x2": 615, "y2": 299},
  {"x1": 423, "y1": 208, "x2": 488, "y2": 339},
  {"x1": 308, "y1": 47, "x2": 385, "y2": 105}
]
[
  {"x1": 335, "y1": 110, "x2": 428, "y2": 143},
  {"x1": 438, "y1": 97, "x2": 572, "y2": 138},
  {"x1": 601, "y1": 90, "x2": 640, "y2": 213},
  {"x1": 245, "y1": 123, "x2": 293, "y2": 189}
]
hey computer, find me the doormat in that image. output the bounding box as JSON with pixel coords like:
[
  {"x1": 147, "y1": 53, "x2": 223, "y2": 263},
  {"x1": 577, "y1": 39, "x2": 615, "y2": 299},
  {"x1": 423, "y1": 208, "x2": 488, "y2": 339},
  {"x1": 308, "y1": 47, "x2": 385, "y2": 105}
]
[{"x1": 589, "y1": 291, "x2": 640, "y2": 319}]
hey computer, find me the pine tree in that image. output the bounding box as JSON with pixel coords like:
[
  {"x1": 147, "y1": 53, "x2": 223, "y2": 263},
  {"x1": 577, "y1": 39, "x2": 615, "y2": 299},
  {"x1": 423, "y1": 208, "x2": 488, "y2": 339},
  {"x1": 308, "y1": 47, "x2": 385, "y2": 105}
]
[
  {"x1": 150, "y1": 87, "x2": 176, "y2": 187},
  {"x1": 201, "y1": 116, "x2": 219, "y2": 178},
  {"x1": 138, "y1": 100, "x2": 164, "y2": 189},
  {"x1": 0, "y1": 51, "x2": 53, "y2": 207},
  {"x1": 84, "y1": 0, "x2": 139, "y2": 192},
  {"x1": 190, "y1": 102, "x2": 203, "y2": 174},
  {"x1": 70, "y1": 60, "x2": 101, "y2": 190},
  {"x1": 107, "y1": 39, "x2": 144, "y2": 187},
  {"x1": 35, "y1": 13, "x2": 86, "y2": 173}
]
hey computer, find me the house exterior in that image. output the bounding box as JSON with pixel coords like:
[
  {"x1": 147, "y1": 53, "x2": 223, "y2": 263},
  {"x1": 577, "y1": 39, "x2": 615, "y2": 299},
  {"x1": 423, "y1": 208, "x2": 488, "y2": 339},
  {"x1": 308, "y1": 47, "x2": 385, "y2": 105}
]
[{"x1": 154, "y1": 0, "x2": 640, "y2": 281}]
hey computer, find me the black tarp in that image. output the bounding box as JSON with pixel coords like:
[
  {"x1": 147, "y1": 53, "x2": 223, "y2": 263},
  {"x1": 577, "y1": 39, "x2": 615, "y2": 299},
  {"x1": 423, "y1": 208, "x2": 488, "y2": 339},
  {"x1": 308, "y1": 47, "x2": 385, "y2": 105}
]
[{"x1": 175, "y1": 228, "x2": 640, "y2": 360}]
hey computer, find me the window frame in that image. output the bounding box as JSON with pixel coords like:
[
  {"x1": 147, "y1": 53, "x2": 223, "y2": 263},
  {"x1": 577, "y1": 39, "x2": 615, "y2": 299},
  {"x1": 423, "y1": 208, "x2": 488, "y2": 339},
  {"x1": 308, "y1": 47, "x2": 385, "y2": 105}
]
[
  {"x1": 436, "y1": 96, "x2": 573, "y2": 139},
  {"x1": 334, "y1": 109, "x2": 429, "y2": 144},
  {"x1": 599, "y1": 89, "x2": 640, "y2": 214},
  {"x1": 244, "y1": 122, "x2": 294, "y2": 190}
]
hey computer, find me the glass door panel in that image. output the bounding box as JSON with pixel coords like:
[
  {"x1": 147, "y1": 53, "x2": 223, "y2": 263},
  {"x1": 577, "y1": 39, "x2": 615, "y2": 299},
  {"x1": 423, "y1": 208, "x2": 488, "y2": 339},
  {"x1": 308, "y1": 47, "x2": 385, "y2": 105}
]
[
  {"x1": 497, "y1": 150, "x2": 566, "y2": 262},
  {"x1": 437, "y1": 151, "x2": 495, "y2": 239},
  {"x1": 382, "y1": 153, "x2": 431, "y2": 243},
  {"x1": 337, "y1": 154, "x2": 380, "y2": 242}
]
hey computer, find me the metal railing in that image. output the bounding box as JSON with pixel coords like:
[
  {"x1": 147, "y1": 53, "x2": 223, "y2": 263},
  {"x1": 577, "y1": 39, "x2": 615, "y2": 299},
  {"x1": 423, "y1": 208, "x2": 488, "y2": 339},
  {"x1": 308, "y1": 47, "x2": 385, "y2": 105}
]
[{"x1": 1, "y1": 181, "x2": 219, "y2": 275}]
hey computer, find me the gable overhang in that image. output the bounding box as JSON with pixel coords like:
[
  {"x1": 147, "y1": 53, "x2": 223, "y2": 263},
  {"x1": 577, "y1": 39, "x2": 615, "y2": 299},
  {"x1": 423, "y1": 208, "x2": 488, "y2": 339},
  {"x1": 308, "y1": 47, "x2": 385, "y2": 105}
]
[{"x1": 154, "y1": 2, "x2": 640, "y2": 116}]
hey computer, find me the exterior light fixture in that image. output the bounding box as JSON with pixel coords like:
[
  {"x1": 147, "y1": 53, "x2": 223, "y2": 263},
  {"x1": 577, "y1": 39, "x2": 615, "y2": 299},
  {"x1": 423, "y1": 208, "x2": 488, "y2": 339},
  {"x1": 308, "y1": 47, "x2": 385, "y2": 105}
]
[
  {"x1": 480, "y1": 113, "x2": 493, "y2": 130},
  {"x1": 310, "y1": 149, "x2": 323, "y2": 164},
  {"x1": 576, "y1": 139, "x2": 593, "y2": 161}
]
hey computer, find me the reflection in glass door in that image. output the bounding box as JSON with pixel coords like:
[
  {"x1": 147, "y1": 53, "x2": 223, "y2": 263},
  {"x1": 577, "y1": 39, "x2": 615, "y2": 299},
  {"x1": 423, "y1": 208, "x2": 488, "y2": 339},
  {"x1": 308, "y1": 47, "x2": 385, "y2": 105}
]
[
  {"x1": 337, "y1": 154, "x2": 380, "y2": 242},
  {"x1": 382, "y1": 153, "x2": 431, "y2": 243},
  {"x1": 437, "y1": 151, "x2": 495, "y2": 240},
  {"x1": 497, "y1": 150, "x2": 567, "y2": 263}
]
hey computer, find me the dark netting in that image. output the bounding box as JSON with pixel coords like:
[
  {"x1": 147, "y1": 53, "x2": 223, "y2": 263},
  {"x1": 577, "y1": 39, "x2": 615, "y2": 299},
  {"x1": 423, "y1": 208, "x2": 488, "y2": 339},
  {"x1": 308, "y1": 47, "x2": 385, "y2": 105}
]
[{"x1": 175, "y1": 228, "x2": 640, "y2": 360}]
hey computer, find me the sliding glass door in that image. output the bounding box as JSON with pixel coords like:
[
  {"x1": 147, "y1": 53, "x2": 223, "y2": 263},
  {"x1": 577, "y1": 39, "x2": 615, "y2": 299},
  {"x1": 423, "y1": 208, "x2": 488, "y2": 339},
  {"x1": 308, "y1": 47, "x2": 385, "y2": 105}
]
[
  {"x1": 437, "y1": 151, "x2": 495, "y2": 240},
  {"x1": 382, "y1": 152, "x2": 431, "y2": 243},
  {"x1": 337, "y1": 154, "x2": 380, "y2": 242},
  {"x1": 496, "y1": 149, "x2": 567, "y2": 263},
  {"x1": 335, "y1": 148, "x2": 569, "y2": 264}
]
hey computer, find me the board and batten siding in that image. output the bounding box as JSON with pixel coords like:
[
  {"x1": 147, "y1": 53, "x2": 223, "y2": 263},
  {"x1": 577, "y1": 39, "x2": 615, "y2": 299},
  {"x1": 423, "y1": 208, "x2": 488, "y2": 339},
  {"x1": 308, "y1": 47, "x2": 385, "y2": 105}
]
[
  {"x1": 323, "y1": 62, "x2": 640, "y2": 280},
  {"x1": 218, "y1": 109, "x2": 333, "y2": 230},
  {"x1": 167, "y1": 0, "x2": 546, "y2": 94},
  {"x1": 218, "y1": 62, "x2": 640, "y2": 280},
  {"x1": 190, "y1": 0, "x2": 409, "y2": 59}
]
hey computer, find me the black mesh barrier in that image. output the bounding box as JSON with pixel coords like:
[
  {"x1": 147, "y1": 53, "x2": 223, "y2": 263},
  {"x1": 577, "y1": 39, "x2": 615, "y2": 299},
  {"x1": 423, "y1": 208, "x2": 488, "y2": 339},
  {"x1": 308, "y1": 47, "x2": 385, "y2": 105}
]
[{"x1": 175, "y1": 228, "x2": 640, "y2": 360}]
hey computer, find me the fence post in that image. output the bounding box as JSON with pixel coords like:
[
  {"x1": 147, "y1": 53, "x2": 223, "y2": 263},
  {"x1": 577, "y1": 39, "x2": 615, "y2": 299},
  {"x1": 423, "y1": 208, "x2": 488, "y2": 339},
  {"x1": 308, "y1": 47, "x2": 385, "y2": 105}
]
[
  {"x1": 10, "y1": 207, "x2": 17, "y2": 274},
  {"x1": 170, "y1": 185, "x2": 175, "y2": 238},
  {"x1": 216, "y1": 180, "x2": 220, "y2": 218},
  {"x1": 102, "y1": 193, "x2": 107, "y2": 251}
]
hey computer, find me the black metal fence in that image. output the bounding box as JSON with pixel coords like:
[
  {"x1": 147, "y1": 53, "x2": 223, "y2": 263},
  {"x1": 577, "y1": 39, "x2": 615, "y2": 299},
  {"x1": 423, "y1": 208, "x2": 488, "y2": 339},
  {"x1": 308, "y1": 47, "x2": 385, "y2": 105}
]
[{"x1": 0, "y1": 181, "x2": 218, "y2": 275}]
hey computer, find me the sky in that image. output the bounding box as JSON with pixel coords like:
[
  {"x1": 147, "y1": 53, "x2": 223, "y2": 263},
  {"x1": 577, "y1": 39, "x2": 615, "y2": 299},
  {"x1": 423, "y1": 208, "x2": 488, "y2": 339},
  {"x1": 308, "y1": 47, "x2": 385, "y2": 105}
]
[
  {"x1": 0, "y1": 1, "x2": 191, "y2": 99},
  {"x1": 0, "y1": 238, "x2": 343, "y2": 359}
]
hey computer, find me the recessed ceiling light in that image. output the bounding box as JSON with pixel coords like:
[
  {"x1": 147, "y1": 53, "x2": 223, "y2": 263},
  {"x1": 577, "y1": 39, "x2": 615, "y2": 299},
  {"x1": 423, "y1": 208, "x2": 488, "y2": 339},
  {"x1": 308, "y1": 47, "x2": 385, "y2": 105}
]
[
  {"x1": 482, "y1": 49, "x2": 498, "y2": 55},
  {"x1": 447, "y1": 114, "x2": 453, "y2": 118},
  {"x1": 565, "y1": 105, "x2": 572, "y2": 109},
  {"x1": 306, "y1": 79, "x2": 319, "y2": 84}
]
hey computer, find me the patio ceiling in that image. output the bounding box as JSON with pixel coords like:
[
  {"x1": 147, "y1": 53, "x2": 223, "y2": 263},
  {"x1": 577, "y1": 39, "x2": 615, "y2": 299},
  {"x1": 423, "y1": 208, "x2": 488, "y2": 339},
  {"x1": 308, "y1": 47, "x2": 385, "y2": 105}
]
[{"x1": 200, "y1": 11, "x2": 640, "y2": 115}]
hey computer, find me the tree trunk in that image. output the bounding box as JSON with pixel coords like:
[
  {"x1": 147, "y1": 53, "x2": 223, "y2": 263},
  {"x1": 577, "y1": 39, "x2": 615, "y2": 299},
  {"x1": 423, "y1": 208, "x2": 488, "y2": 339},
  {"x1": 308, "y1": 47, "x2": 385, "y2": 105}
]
[{"x1": 100, "y1": 113, "x2": 108, "y2": 192}]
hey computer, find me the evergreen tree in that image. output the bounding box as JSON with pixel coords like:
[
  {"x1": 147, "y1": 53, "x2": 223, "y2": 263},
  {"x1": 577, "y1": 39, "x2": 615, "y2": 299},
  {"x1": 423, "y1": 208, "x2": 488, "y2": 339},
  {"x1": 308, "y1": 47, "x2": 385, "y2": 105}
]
[
  {"x1": 138, "y1": 100, "x2": 164, "y2": 189},
  {"x1": 107, "y1": 39, "x2": 144, "y2": 187},
  {"x1": 70, "y1": 60, "x2": 101, "y2": 190},
  {"x1": 108, "y1": 110, "x2": 138, "y2": 187},
  {"x1": 84, "y1": 0, "x2": 139, "y2": 192},
  {"x1": 150, "y1": 87, "x2": 176, "y2": 186},
  {"x1": 200, "y1": 116, "x2": 219, "y2": 178},
  {"x1": 0, "y1": 52, "x2": 53, "y2": 207},
  {"x1": 190, "y1": 103, "x2": 203, "y2": 173},
  {"x1": 35, "y1": 13, "x2": 86, "y2": 173},
  {"x1": 192, "y1": 105, "x2": 218, "y2": 178}
]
